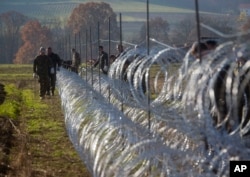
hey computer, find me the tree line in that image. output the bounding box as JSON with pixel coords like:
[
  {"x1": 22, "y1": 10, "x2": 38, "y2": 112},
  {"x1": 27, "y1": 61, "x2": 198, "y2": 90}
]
[{"x1": 0, "y1": 1, "x2": 249, "y2": 64}]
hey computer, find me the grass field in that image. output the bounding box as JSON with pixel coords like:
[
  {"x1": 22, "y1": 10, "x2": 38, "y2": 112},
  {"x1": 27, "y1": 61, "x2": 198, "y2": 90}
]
[{"x1": 0, "y1": 64, "x2": 92, "y2": 177}]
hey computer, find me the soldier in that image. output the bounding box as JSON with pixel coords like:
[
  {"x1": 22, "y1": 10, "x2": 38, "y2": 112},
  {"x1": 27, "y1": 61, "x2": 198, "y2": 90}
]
[
  {"x1": 190, "y1": 42, "x2": 209, "y2": 60},
  {"x1": 94, "y1": 46, "x2": 108, "y2": 74},
  {"x1": 46, "y1": 47, "x2": 61, "y2": 96},
  {"x1": 71, "y1": 48, "x2": 81, "y2": 74},
  {"x1": 116, "y1": 44, "x2": 124, "y2": 58},
  {"x1": 33, "y1": 47, "x2": 52, "y2": 100}
]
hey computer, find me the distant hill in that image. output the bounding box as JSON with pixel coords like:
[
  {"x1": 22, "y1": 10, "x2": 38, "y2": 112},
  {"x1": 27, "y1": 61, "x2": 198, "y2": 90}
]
[
  {"x1": 0, "y1": 0, "x2": 242, "y2": 27},
  {"x1": 134, "y1": 0, "x2": 245, "y2": 13},
  {"x1": 0, "y1": 0, "x2": 197, "y2": 22},
  {"x1": 0, "y1": 1, "x2": 79, "y2": 20},
  {"x1": 0, "y1": 0, "x2": 242, "y2": 18},
  {"x1": 0, "y1": 0, "x2": 246, "y2": 10}
]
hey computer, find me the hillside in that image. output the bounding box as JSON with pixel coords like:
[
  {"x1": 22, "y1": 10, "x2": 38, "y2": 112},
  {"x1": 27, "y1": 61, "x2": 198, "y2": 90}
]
[{"x1": 0, "y1": 0, "x2": 239, "y2": 22}]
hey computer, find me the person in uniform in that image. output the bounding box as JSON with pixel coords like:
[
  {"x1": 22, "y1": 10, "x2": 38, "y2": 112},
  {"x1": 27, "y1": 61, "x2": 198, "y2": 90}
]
[
  {"x1": 94, "y1": 46, "x2": 108, "y2": 74},
  {"x1": 33, "y1": 47, "x2": 52, "y2": 100},
  {"x1": 71, "y1": 48, "x2": 81, "y2": 74},
  {"x1": 46, "y1": 47, "x2": 61, "y2": 96}
]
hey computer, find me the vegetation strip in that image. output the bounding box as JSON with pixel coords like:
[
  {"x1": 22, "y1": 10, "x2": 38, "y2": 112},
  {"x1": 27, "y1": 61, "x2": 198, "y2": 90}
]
[{"x1": 0, "y1": 64, "x2": 91, "y2": 177}]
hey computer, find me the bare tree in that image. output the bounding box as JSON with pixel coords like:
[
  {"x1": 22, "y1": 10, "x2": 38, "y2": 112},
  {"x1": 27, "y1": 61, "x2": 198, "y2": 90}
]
[
  {"x1": 0, "y1": 11, "x2": 29, "y2": 63},
  {"x1": 138, "y1": 17, "x2": 170, "y2": 44},
  {"x1": 170, "y1": 15, "x2": 195, "y2": 46},
  {"x1": 170, "y1": 14, "x2": 236, "y2": 46},
  {"x1": 42, "y1": 17, "x2": 66, "y2": 58}
]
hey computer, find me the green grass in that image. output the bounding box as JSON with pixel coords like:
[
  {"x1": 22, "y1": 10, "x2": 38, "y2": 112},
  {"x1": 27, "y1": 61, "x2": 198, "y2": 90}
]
[
  {"x1": 0, "y1": 64, "x2": 32, "y2": 80},
  {"x1": 21, "y1": 90, "x2": 48, "y2": 116},
  {"x1": 0, "y1": 84, "x2": 21, "y2": 119}
]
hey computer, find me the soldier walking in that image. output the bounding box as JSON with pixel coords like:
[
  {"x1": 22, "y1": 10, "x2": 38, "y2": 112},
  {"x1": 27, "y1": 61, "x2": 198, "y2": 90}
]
[
  {"x1": 94, "y1": 46, "x2": 108, "y2": 74},
  {"x1": 71, "y1": 48, "x2": 81, "y2": 74},
  {"x1": 46, "y1": 47, "x2": 61, "y2": 96},
  {"x1": 33, "y1": 47, "x2": 52, "y2": 100}
]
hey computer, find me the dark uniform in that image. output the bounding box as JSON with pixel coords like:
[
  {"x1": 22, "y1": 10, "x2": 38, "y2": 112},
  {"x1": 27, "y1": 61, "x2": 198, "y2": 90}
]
[
  {"x1": 33, "y1": 48, "x2": 52, "y2": 99},
  {"x1": 71, "y1": 48, "x2": 81, "y2": 74},
  {"x1": 94, "y1": 46, "x2": 108, "y2": 74},
  {"x1": 116, "y1": 44, "x2": 124, "y2": 58},
  {"x1": 47, "y1": 48, "x2": 61, "y2": 96}
]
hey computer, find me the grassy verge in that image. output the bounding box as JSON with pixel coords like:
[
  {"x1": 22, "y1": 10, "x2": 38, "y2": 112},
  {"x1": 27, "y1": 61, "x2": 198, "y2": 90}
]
[{"x1": 0, "y1": 64, "x2": 91, "y2": 177}]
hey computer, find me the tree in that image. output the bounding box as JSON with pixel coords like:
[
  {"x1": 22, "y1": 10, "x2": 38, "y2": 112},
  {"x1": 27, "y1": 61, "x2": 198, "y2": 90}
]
[
  {"x1": 171, "y1": 14, "x2": 236, "y2": 46},
  {"x1": 138, "y1": 17, "x2": 170, "y2": 44},
  {"x1": 67, "y1": 2, "x2": 119, "y2": 42},
  {"x1": 0, "y1": 11, "x2": 29, "y2": 63},
  {"x1": 170, "y1": 15, "x2": 196, "y2": 46},
  {"x1": 199, "y1": 14, "x2": 236, "y2": 40},
  {"x1": 14, "y1": 20, "x2": 52, "y2": 64}
]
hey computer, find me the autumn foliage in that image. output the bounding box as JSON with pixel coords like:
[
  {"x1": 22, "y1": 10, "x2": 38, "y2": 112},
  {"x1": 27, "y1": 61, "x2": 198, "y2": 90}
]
[
  {"x1": 14, "y1": 20, "x2": 52, "y2": 64},
  {"x1": 67, "y1": 2, "x2": 119, "y2": 40}
]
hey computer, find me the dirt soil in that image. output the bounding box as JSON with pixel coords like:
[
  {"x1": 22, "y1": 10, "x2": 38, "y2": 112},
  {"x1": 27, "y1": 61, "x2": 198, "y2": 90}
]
[
  {"x1": 0, "y1": 82, "x2": 92, "y2": 177},
  {"x1": 0, "y1": 116, "x2": 14, "y2": 176}
]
